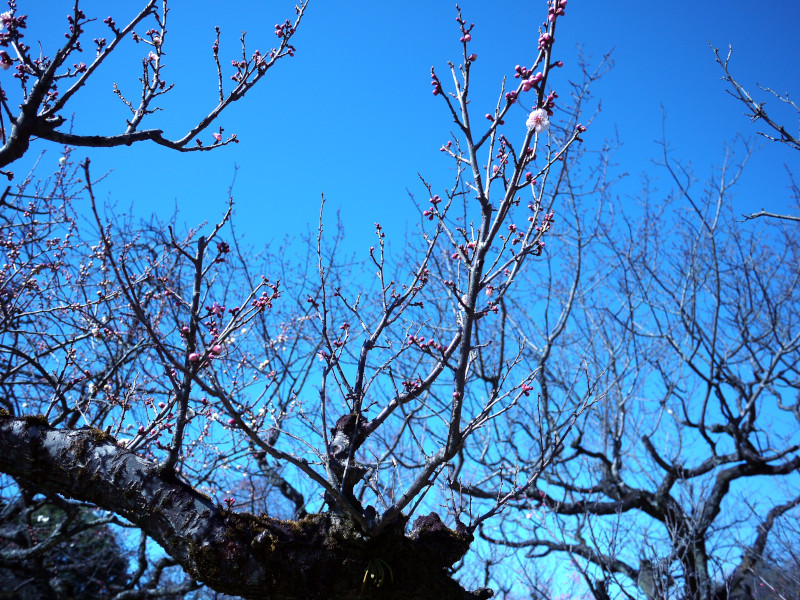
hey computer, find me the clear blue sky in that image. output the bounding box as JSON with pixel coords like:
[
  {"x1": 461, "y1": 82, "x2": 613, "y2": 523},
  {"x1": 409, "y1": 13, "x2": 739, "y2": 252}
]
[{"x1": 10, "y1": 0, "x2": 800, "y2": 252}]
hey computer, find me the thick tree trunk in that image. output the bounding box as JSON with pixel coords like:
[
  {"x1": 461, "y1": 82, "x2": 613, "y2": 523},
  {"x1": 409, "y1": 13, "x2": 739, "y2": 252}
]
[{"x1": 0, "y1": 413, "x2": 492, "y2": 599}]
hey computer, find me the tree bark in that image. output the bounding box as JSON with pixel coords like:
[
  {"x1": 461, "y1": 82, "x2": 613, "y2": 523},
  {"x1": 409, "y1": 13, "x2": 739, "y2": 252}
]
[{"x1": 0, "y1": 412, "x2": 491, "y2": 599}]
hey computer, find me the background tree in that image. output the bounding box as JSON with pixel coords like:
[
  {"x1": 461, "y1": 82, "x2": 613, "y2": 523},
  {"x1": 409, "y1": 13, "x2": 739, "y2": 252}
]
[
  {"x1": 464, "y1": 101, "x2": 800, "y2": 599},
  {"x1": 710, "y1": 45, "x2": 800, "y2": 224},
  {"x1": 0, "y1": 499, "x2": 131, "y2": 599}
]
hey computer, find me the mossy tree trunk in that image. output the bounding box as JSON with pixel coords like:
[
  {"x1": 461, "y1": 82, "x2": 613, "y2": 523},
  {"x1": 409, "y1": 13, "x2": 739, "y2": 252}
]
[{"x1": 0, "y1": 415, "x2": 492, "y2": 599}]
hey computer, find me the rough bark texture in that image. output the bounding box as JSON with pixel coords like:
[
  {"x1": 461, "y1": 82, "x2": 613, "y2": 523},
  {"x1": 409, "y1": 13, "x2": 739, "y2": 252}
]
[{"x1": 0, "y1": 412, "x2": 492, "y2": 599}]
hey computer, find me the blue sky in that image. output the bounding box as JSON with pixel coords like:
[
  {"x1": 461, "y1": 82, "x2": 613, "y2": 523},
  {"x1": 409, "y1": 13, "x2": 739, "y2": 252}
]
[{"x1": 9, "y1": 0, "x2": 800, "y2": 253}]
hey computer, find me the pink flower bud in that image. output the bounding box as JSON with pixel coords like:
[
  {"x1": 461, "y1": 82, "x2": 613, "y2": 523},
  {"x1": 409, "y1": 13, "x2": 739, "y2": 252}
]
[
  {"x1": 211, "y1": 344, "x2": 223, "y2": 355},
  {"x1": 0, "y1": 51, "x2": 12, "y2": 70},
  {"x1": 188, "y1": 353, "x2": 200, "y2": 362}
]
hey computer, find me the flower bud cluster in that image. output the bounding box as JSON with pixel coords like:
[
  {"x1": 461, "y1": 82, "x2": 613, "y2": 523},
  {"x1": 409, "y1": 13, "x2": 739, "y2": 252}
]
[
  {"x1": 407, "y1": 334, "x2": 445, "y2": 353},
  {"x1": 103, "y1": 15, "x2": 118, "y2": 34},
  {"x1": 402, "y1": 377, "x2": 422, "y2": 392},
  {"x1": 430, "y1": 67, "x2": 442, "y2": 96},
  {"x1": 522, "y1": 71, "x2": 544, "y2": 92},
  {"x1": 451, "y1": 240, "x2": 476, "y2": 261},
  {"x1": 482, "y1": 303, "x2": 500, "y2": 316},
  {"x1": 252, "y1": 288, "x2": 277, "y2": 309},
  {"x1": 507, "y1": 223, "x2": 525, "y2": 246},
  {"x1": 548, "y1": 0, "x2": 567, "y2": 22},
  {"x1": 274, "y1": 20, "x2": 295, "y2": 39},
  {"x1": 544, "y1": 90, "x2": 558, "y2": 114},
  {"x1": 538, "y1": 212, "x2": 555, "y2": 233},
  {"x1": 0, "y1": 5, "x2": 30, "y2": 68},
  {"x1": 66, "y1": 9, "x2": 87, "y2": 43},
  {"x1": 422, "y1": 194, "x2": 441, "y2": 221},
  {"x1": 493, "y1": 138, "x2": 509, "y2": 171},
  {"x1": 332, "y1": 321, "x2": 350, "y2": 348}
]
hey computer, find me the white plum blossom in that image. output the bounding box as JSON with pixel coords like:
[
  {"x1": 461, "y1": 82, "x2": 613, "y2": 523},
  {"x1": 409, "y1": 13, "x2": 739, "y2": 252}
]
[{"x1": 526, "y1": 108, "x2": 550, "y2": 134}]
